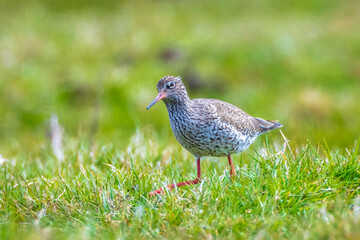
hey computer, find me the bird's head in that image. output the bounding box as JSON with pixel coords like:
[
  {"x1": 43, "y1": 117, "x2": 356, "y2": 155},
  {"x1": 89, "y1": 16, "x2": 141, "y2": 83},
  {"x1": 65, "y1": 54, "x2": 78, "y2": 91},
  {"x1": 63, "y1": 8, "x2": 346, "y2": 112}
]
[{"x1": 147, "y1": 75, "x2": 188, "y2": 110}]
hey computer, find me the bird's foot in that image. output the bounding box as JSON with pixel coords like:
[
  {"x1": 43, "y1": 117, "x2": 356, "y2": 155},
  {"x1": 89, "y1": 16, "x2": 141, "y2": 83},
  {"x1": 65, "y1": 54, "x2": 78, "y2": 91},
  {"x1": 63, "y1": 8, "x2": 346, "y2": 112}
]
[
  {"x1": 149, "y1": 178, "x2": 201, "y2": 197},
  {"x1": 149, "y1": 187, "x2": 165, "y2": 197}
]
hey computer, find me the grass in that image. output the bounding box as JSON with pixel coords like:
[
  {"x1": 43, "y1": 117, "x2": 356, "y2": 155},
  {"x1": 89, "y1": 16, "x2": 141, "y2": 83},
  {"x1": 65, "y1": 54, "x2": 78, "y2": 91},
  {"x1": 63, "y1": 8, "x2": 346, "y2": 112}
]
[{"x1": 1, "y1": 130, "x2": 360, "y2": 239}]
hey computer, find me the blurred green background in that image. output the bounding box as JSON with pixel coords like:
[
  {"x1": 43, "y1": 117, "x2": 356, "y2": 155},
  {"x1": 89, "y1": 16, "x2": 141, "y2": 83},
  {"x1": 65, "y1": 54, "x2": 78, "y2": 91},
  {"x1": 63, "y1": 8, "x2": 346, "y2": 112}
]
[{"x1": 0, "y1": 0, "x2": 359, "y2": 153}]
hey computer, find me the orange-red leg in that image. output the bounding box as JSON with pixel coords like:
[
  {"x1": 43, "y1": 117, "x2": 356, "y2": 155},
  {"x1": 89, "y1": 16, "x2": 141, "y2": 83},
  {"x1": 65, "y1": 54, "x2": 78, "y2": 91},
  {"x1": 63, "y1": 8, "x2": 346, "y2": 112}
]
[
  {"x1": 149, "y1": 158, "x2": 201, "y2": 197},
  {"x1": 227, "y1": 155, "x2": 236, "y2": 177}
]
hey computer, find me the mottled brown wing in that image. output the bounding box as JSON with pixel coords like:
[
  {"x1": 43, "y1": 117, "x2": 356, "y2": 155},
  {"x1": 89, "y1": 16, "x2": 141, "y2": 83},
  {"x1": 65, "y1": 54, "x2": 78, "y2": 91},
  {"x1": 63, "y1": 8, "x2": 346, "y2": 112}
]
[{"x1": 194, "y1": 98, "x2": 262, "y2": 135}]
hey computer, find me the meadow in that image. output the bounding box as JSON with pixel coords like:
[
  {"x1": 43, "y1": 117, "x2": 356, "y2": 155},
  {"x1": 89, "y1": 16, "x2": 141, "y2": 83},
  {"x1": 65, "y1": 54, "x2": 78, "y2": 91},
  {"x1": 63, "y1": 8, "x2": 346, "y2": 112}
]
[{"x1": 1, "y1": 0, "x2": 360, "y2": 239}]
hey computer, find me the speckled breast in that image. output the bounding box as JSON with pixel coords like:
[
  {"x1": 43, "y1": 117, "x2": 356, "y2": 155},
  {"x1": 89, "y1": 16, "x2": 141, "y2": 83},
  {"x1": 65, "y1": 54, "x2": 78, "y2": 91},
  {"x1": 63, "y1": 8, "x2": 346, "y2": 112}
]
[{"x1": 167, "y1": 108, "x2": 257, "y2": 158}]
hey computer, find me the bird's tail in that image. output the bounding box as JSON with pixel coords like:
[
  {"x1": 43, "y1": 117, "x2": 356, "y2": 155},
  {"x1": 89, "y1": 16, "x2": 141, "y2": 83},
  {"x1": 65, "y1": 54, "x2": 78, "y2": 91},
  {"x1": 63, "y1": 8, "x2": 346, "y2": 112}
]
[{"x1": 254, "y1": 117, "x2": 283, "y2": 133}]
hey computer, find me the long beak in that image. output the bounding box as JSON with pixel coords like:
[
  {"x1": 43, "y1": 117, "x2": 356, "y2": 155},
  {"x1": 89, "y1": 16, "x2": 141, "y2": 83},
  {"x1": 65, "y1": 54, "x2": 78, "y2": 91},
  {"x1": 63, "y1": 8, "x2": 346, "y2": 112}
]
[{"x1": 146, "y1": 92, "x2": 166, "y2": 110}]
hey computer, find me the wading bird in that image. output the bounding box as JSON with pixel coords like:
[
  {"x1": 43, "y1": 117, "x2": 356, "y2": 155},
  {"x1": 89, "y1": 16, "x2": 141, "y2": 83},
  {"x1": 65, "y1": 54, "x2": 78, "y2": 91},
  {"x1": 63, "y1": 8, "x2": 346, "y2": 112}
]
[{"x1": 147, "y1": 76, "x2": 282, "y2": 196}]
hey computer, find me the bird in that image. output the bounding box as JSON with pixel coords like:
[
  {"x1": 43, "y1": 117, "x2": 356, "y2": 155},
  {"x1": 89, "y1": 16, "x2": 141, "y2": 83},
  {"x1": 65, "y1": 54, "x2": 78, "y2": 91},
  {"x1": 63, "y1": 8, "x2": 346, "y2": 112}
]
[{"x1": 146, "y1": 75, "x2": 282, "y2": 197}]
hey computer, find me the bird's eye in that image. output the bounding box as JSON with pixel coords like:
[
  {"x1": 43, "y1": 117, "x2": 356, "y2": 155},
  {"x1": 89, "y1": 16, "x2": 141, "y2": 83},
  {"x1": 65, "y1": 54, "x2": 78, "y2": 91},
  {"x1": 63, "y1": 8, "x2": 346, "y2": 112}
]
[{"x1": 167, "y1": 81, "x2": 176, "y2": 89}]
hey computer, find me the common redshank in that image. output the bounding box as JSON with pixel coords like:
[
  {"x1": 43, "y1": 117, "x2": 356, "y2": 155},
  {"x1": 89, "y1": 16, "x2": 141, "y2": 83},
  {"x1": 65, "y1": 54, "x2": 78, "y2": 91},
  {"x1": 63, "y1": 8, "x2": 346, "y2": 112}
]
[{"x1": 147, "y1": 76, "x2": 282, "y2": 196}]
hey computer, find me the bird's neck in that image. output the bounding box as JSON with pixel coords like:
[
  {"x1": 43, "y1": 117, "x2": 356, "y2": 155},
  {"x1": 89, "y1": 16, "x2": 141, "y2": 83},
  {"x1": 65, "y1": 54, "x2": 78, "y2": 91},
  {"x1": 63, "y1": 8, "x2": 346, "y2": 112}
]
[{"x1": 164, "y1": 96, "x2": 192, "y2": 114}]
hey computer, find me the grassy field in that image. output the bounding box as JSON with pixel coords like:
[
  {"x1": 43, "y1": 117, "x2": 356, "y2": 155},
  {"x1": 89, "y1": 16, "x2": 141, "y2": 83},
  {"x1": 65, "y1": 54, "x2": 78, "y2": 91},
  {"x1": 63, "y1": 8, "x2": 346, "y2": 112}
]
[
  {"x1": 1, "y1": 0, "x2": 360, "y2": 239},
  {"x1": 1, "y1": 131, "x2": 360, "y2": 239}
]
